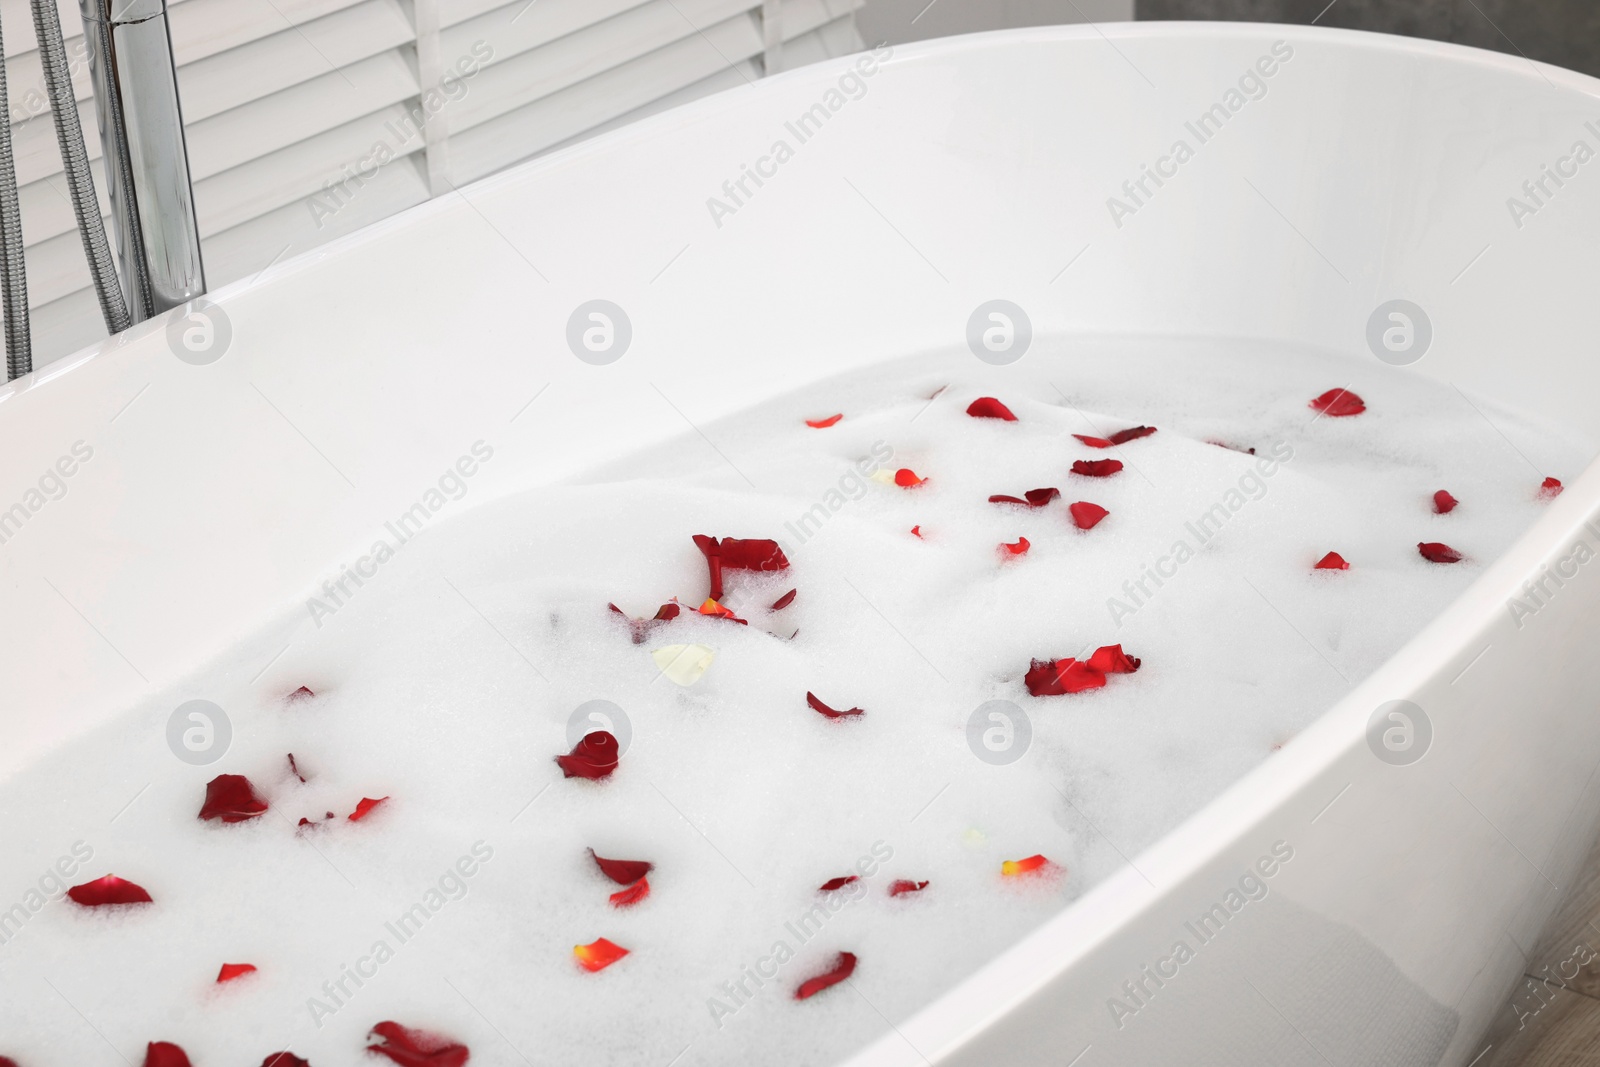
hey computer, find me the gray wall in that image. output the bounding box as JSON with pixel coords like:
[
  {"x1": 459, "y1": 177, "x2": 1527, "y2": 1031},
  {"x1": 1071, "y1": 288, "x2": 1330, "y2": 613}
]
[
  {"x1": 1136, "y1": 0, "x2": 1600, "y2": 78},
  {"x1": 856, "y1": 0, "x2": 1135, "y2": 46}
]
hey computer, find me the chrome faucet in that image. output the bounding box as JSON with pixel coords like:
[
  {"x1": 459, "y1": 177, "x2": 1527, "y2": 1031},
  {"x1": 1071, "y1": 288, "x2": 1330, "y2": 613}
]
[{"x1": 78, "y1": 0, "x2": 204, "y2": 322}]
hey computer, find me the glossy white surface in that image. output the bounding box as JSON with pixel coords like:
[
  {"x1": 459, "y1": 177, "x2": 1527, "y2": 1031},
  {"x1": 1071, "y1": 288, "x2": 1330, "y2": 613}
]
[{"x1": 4, "y1": 22, "x2": 1599, "y2": 1065}]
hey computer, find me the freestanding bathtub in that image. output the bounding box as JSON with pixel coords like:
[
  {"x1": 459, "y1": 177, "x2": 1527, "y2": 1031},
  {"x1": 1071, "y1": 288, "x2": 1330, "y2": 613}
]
[{"x1": 5, "y1": 20, "x2": 1600, "y2": 1067}]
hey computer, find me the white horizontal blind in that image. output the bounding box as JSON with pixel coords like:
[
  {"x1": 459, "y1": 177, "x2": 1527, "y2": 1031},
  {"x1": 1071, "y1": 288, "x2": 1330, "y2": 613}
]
[{"x1": 3, "y1": 0, "x2": 862, "y2": 364}]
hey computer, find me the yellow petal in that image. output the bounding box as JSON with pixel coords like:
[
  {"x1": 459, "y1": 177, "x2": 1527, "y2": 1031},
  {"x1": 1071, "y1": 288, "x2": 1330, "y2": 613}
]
[{"x1": 651, "y1": 643, "x2": 716, "y2": 686}]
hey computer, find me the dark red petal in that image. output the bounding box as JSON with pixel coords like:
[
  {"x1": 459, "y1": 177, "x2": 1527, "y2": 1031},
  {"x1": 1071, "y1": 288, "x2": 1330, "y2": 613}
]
[
  {"x1": 288, "y1": 686, "x2": 314, "y2": 701},
  {"x1": 1069, "y1": 502, "x2": 1108, "y2": 530},
  {"x1": 1024, "y1": 658, "x2": 1107, "y2": 696},
  {"x1": 694, "y1": 536, "x2": 789, "y2": 601},
  {"x1": 1419, "y1": 542, "x2": 1463, "y2": 564},
  {"x1": 1309, "y1": 388, "x2": 1365, "y2": 417},
  {"x1": 199, "y1": 774, "x2": 269, "y2": 823},
  {"x1": 287, "y1": 753, "x2": 307, "y2": 782},
  {"x1": 819, "y1": 876, "x2": 859, "y2": 891},
  {"x1": 966, "y1": 397, "x2": 1017, "y2": 421},
  {"x1": 806, "y1": 414, "x2": 843, "y2": 428},
  {"x1": 589, "y1": 849, "x2": 653, "y2": 885},
  {"x1": 806, "y1": 692, "x2": 865, "y2": 720},
  {"x1": 771, "y1": 588, "x2": 797, "y2": 610},
  {"x1": 1432, "y1": 490, "x2": 1458, "y2": 514},
  {"x1": 796, "y1": 952, "x2": 857, "y2": 1000},
  {"x1": 1072, "y1": 434, "x2": 1114, "y2": 448},
  {"x1": 557, "y1": 731, "x2": 620, "y2": 780},
  {"x1": 888, "y1": 879, "x2": 929, "y2": 897},
  {"x1": 143, "y1": 1043, "x2": 192, "y2": 1067},
  {"x1": 366, "y1": 1021, "x2": 469, "y2": 1067},
  {"x1": 1209, "y1": 440, "x2": 1257, "y2": 455},
  {"x1": 1085, "y1": 644, "x2": 1141, "y2": 674},
  {"x1": 1071, "y1": 459, "x2": 1123, "y2": 478},
  {"x1": 217, "y1": 962, "x2": 257, "y2": 983},
  {"x1": 609, "y1": 877, "x2": 650, "y2": 908},
  {"x1": 1541, "y1": 477, "x2": 1564, "y2": 499},
  {"x1": 989, "y1": 488, "x2": 1058, "y2": 508},
  {"x1": 1313, "y1": 551, "x2": 1349, "y2": 571},
  {"x1": 259, "y1": 1056, "x2": 310, "y2": 1067},
  {"x1": 68, "y1": 875, "x2": 152, "y2": 906},
  {"x1": 1108, "y1": 425, "x2": 1157, "y2": 445}
]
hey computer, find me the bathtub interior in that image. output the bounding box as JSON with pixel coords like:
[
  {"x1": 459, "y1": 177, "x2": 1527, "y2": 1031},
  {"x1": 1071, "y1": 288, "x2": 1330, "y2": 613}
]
[{"x1": 3, "y1": 21, "x2": 1600, "y2": 1067}]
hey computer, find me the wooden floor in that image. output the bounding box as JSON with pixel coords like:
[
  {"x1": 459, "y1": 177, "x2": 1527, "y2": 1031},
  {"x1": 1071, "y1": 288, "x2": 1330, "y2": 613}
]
[{"x1": 1478, "y1": 830, "x2": 1600, "y2": 1066}]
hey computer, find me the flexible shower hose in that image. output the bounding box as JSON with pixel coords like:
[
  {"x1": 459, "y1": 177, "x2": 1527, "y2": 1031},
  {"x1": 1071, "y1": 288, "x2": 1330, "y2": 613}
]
[
  {"x1": 33, "y1": 0, "x2": 129, "y2": 340},
  {"x1": 0, "y1": 9, "x2": 29, "y2": 379}
]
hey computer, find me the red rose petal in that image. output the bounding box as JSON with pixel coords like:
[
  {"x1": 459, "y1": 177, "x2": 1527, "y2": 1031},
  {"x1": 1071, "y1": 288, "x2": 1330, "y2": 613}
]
[
  {"x1": 260, "y1": 1055, "x2": 310, "y2": 1067},
  {"x1": 1001, "y1": 854, "x2": 1051, "y2": 877},
  {"x1": 1419, "y1": 542, "x2": 1463, "y2": 564},
  {"x1": 557, "y1": 731, "x2": 619, "y2": 780},
  {"x1": 1000, "y1": 537, "x2": 1030, "y2": 558},
  {"x1": 1309, "y1": 388, "x2": 1365, "y2": 417},
  {"x1": 1024, "y1": 658, "x2": 1107, "y2": 696},
  {"x1": 589, "y1": 849, "x2": 653, "y2": 885},
  {"x1": 348, "y1": 796, "x2": 389, "y2": 821},
  {"x1": 199, "y1": 774, "x2": 268, "y2": 823},
  {"x1": 68, "y1": 875, "x2": 152, "y2": 906},
  {"x1": 966, "y1": 397, "x2": 1017, "y2": 421},
  {"x1": 366, "y1": 1021, "x2": 469, "y2": 1067},
  {"x1": 894, "y1": 468, "x2": 926, "y2": 487},
  {"x1": 888, "y1": 879, "x2": 929, "y2": 897},
  {"x1": 1072, "y1": 434, "x2": 1113, "y2": 448},
  {"x1": 1069, "y1": 502, "x2": 1108, "y2": 530},
  {"x1": 795, "y1": 951, "x2": 857, "y2": 1000},
  {"x1": 989, "y1": 487, "x2": 1059, "y2": 507},
  {"x1": 909, "y1": 525, "x2": 923, "y2": 539},
  {"x1": 770, "y1": 588, "x2": 797, "y2": 610},
  {"x1": 1109, "y1": 425, "x2": 1157, "y2": 445},
  {"x1": 573, "y1": 938, "x2": 629, "y2": 973},
  {"x1": 693, "y1": 536, "x2": 790, "y2": 601},
  {"x1": 217, "y1": 962, "x2": 257, "y2": 983},
  {"x1": 819, "y1": 876, "x2": 859, "y2": 891},
  {"x1": 807, "y1": 692, "x2": 865, "y2": 720},
  {"x1": 608, "y1": 877, "x2": 650, "y2": 908},
  {"x1": 1433, "y1": 490, "x2": 1458, "y2": 514},
  {"x1": 288, "y1": 686, "x2": 315, "y2": 701},
  {"x1": 287, "y1": 753, "x2": 307, "y2": 782},
  {"x1": 806, "y1": 414, "x2": 843, "y2": 429},
  {"x1": 1085, "y1": 644, "x2": 1141, "y2": 674},
  {"x1": 1541, "y1": 477, "x2": 1564, "y2": 499},
  {"x1": 608, "y1": 602, "x2": 681, "y2": 645},
  {"x1": 1314, "y1": 551, "x2": 1349, "y2": 571},
  {"x1": 143, "y1": 1043, "x2": 192, "y2": 1067},
  {"x1": 1071, "y1": 459, "x2": 1123, "y2": 478}
]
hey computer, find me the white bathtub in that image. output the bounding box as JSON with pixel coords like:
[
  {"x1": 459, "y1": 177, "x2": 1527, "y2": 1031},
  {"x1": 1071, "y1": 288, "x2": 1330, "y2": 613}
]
[{"x1": 5, "y1": 21, "x2": 1600, "y2": 1066}]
